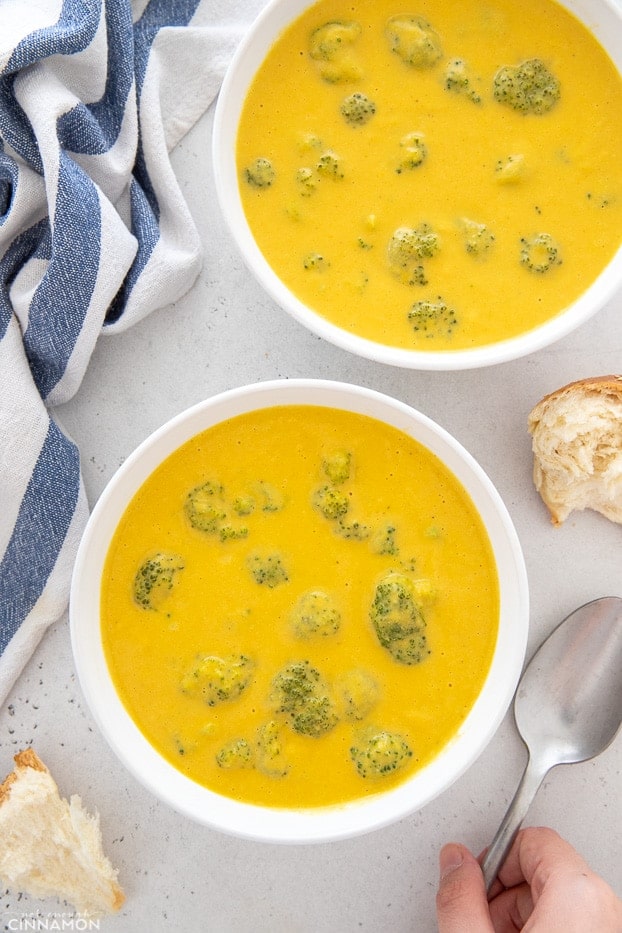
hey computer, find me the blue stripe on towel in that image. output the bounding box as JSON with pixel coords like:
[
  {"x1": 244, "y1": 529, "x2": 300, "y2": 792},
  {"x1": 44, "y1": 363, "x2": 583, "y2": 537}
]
[
  {"x1": 0, "y1": 419, "x2": 81, "y2": 654},
  {"x1": 23, "y1": 153, "x2": 101, "y2": 400}
]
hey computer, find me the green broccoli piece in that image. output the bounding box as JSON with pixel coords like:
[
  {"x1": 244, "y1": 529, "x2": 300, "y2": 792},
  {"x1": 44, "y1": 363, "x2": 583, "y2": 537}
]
[
  {"x1": 215, "y1": 738, "x2": 254, "y2": 770},
  {"x1": 317, "y1": 150, "x2": 345, "y2": 179},
  {"x1": 232, "y1": 494, "x2": 255, "y2": 516},
  {"x1": 444, "y1": 58, "x2": 482, "y2": 104},
  {"x1": 350, "y1": 726, "x2": 413, "y2": 778},
  {"x1": 370, "y1": 572, "x2": 429, "y2": 664},
  {"x1": 270, "y1": 661, "x2": 339, "y2": 737},
  {"x1": 408, "y1": 297, "x2": 458, "y2": 339},
  {"x1": 493, "y1": 58, "x2": 560, "y2": 115},
  {"x1": 290, "y1": 590, "x2": 341, "y2": 639},
  {"x1": 244, "y1": 157, "x2": 276, "y2": 188},
  {"x1": 460, "y1": 218, "x2": 495, "y2": 256},
  {"x1": 308, "y1": 21, "x2": 363, "y2": 84},
  {"x1": 519, "y1": 232, "x2": 562, "y2": 273},
  {"x1": 312, "y1": 484, "x2": 350, "y2": 520},
  {"x1": 181, "y1": 654, "x2": 255, "y2": 706},
  {"x1": 247, "y1": 552, "x2": 289, "y2": 588},
  {"x1": 334, "y1": 518, "x2": 371, "y2": 540},
  {"x1": 218, "y1": 523, "x2": 249, "y2": 542},
  {"x1": 296, "y1": 166, "x2": 320, "y2": 197},
  {"x1": 396, "y1": 132, "x2": 427, "y2": 173},
  {"x1": 303, "y1": 252, "x2": 329, "y2": 271},
  {"x1": 336, "y1": 669, "x2": 380, "y2": 722},
  {"x1": 322, "y1": 448, "x2": 352, "y2": 485},
  {"x1": 370, "y1": 523, "x2": 399, "y2": 556},
  {"x1": 184, "y1": 480, "x2": 227, "y2": 534},
  {"x1": 387, "y1": 223, "x2": 441, "y2": 275},
  {"x1": 133, "y1": 552, "x2": 185, "y2": 610},
  {"x1": 309, "y1": 20, "x2": 361, "y2": 60},
  {"x1": 255, "y1": 720, "x2": 290, "y2": 777},
  {"x1": 340, "y1": 92, "x2": 376, "y2": 127},
  {"x1": 385, "y1": 15, "x2": 442, "y2": 69}
]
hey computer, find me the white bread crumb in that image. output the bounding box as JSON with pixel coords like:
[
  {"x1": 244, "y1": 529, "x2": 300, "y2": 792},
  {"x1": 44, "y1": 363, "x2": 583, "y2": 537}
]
[
  {"x1": 528, "y1": 375, "x2": 622, "y2": 525},
  {"x1": 0, "y1": 749, "x2": 124, "y2": 918}
]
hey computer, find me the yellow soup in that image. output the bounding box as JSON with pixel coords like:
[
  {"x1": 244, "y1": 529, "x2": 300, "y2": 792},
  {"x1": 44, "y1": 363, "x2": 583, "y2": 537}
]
[
  {"x1": 101, "y1": 406, "x2": 499, "y2": 809},
  {"x1": 236, "y1": 0, "x2": 622, "y2": 351}
]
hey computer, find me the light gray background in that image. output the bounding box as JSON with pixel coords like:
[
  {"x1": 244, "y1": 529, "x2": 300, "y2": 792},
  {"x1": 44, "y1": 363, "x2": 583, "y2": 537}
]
[{"x1": 2, "y1": 94, "x2": 621, "y2": 932}]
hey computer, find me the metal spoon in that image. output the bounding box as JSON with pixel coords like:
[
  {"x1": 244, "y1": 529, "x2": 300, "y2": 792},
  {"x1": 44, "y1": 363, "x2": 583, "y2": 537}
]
[{"x1": 482, "y1": 596, "x2": 622, "y2": 892}]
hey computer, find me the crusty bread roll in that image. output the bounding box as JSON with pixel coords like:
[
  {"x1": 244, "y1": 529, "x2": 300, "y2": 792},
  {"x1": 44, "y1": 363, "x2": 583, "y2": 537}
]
[
  {"x1": 528, "y1": 375, "x2": 622, "y2": 525},
  {"x1": 0, "y1": 749, "x2": 124, "y2": 918}
]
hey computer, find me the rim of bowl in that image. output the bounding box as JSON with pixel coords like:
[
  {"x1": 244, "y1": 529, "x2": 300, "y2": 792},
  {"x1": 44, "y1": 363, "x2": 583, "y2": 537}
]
[
  {"x1": 212, "y1": 0, "x2": 622, "y2": 371},
  {"x1": 70, "y1": 379, "x2": 529, "y2": 843}
]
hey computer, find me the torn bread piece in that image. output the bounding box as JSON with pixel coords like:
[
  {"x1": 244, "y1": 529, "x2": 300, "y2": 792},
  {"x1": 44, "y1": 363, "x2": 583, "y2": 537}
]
[
  {"x1": 0, "y1": 749, "x2": 124, "y2": 918},
  {"x1": 528, "y1": 375, "x2": 622, "y2": 525}
]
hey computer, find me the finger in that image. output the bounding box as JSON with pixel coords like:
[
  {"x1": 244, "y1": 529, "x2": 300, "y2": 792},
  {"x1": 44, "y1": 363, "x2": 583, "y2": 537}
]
[
  {"x1": 436, "y1": 843, "x2": 495, "y2": 933},
  {"x1": 497, "y1": 827, "x2": 591, "y2": 896},
  {"x1": 488, "y1": 881, "x2": 534, "y2": 932}
]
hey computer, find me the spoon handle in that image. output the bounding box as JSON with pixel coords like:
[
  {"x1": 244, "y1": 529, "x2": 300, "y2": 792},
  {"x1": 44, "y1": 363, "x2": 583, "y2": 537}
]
[{"x1": 482, "y1": 755, "x2": 551, "y2": 893}]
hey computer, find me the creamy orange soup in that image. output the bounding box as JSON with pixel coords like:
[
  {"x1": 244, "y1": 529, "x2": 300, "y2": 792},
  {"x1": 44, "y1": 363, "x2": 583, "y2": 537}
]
[
  {"x1": 236, "y1": 0, "x2": 622, "y2": 351},
  {"x1": 101, "y1": 406, "x2": 499, "y2": 809}
]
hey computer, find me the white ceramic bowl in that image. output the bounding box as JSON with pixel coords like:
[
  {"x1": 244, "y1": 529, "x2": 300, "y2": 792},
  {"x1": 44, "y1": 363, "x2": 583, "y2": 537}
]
[
  {"x1": 70, "y1": 379, "x2": 528, "y2": 843},
  {"x1": 212, "y1": 0, "x2": 622, "y2": 370}
]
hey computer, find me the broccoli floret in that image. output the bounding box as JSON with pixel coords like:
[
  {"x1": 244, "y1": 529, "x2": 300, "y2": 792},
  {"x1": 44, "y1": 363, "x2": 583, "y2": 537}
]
[
  {"x1": 460, "y1": 218, "x2": 495, "y2": 256},
  {"x1": 519, "y1": 233, "x2": 562, "y2": 273},
  {"x1": 308, "y1": 21, "x2": 363, "y2": 84},
  {"x1": 334, "y1": 518, "x2": 371, "y2": 540},
  {"x1": 270, "y1": 661, "x2": 339, "y2": 737},
  {"x1": 350, "y1": 726, "x2": 413, "y2": 778},
  {"x1": 303, "y1": 252, "x2": 329, "y2": 271},
  {"x1": 309, "y1": 20, "x2": 361, "y2": 60},
  {"x1": 444, "y1": 58, "x2": 482, "y2": 104},
  {"x1": 255, "y1": 720, "x2": 289, "y2": 777},
  {"x1": 133, "y1": 552, "x2": 185, "y2": 610},
  {"x1": 336, "y1": 669, "x2": 380, "y2": 722},
  {"x1": 396, "y1": 132, "x2": 427, "y2": 173},
  {"x1": 232, "y1": 494, "x2": 255, "y2": 516},
  {"x1": 322, "y1": 449, "x2": 352, "y2": 485},
  {"x1": 184, "y1": 480, "x2": 227, "y2": 534},
  {"x1": 408, "y1": 297, "x2": 458, "y2": 339},
  {"x1": 296, "y1": 166, "x2": 320, "y2": 197},
  {"x1": 493, "y1": 58, "x2": 560, "y2": 115},
  {"x1": 340, "y1": 92, "x2": 376, "y2": 127},
  {"x1": 247, "y1": 552, "x2": 289, "y2": 588},
  {"x1": 215, "y1": 738, "x2": 254, "y2": 770},
  {"x1": 312, "y1": 484, "x2": 350, "y2": 520},
  {"x1": 388, "y1": 224, "x2": 440, "y2": 270},
  {"x1": 218, "y1": 523, "x2": 249, "y2": 542},
  {"x1": 370, "y1": 572, "x2": 429, "y2": 664},
  {"x1": 370, "y1": 523, "x2": 399, "y2": 556},
  {"x1": 290, "y1": 590, "x2": 341, "y2": 639},
  {"x1": 317, "y1": 150, "x2": 345, "y2": 179},
  {"x1": 385, "y1": 15, "x2": 442, "y2": 69},
  {"x1": 495, "y1": 153, "x2": 527, "y2": 184},
  {"x1": 181, "y1": 654, "x2": 255, "y2": 706},
  {"x1": 244, "y1": 157, "x2": 276, "y2": 188}
]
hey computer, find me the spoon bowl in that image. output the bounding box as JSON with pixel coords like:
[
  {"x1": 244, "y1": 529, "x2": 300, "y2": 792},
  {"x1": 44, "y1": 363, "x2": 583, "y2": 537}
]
[{"x1": 482, "y1": 596, "x2": 622, "y2": 890}]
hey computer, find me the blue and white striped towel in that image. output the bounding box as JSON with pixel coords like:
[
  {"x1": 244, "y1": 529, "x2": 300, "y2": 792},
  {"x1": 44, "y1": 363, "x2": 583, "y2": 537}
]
[{"x1": 0, "y1": 0, "x2": 262, "y2": 707}]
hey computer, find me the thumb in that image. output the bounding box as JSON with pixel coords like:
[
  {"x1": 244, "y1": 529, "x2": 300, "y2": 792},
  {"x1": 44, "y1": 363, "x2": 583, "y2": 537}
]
[{"x1": 436, "y1": 843, "x2": 495, "y2": 933}]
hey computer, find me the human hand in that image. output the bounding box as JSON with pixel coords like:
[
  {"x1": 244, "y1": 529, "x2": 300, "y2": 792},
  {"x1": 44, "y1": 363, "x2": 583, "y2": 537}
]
[{"x1": 436, "y1": 826, "x2": 622, "y2": 932}]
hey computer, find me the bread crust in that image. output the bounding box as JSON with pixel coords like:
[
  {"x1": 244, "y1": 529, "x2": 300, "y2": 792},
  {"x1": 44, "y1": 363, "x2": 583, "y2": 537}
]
[
  {"x1": 529, "y1": 374, "x2": 622, "y2": 419},
  {"x1": 0, "y1": 749, "x2": 47, "y2": 806}
]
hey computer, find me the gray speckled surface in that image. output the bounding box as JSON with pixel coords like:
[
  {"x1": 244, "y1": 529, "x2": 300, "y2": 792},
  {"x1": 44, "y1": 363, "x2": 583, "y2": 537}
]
[{"x1": 2, "y1": 98, "x2": 621, "y2": 933}]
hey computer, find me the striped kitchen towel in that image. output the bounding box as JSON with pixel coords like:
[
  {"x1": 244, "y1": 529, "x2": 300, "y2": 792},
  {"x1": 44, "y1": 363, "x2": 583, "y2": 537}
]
[{"x1": 0, "y1": 0, "x2": 263, "y2": 708}]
